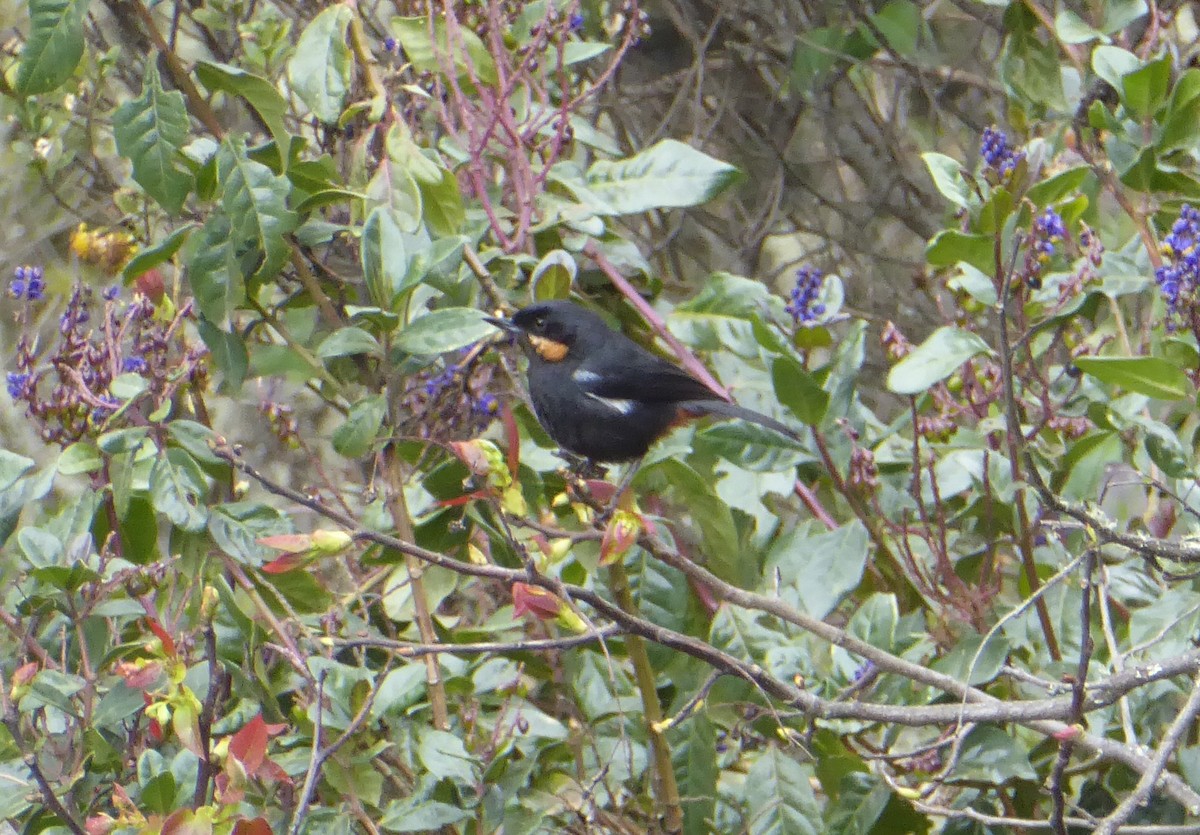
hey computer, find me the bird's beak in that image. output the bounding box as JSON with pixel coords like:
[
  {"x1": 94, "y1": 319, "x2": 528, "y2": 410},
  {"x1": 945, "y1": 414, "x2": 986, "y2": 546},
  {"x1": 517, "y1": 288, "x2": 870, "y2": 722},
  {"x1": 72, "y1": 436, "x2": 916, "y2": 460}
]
[{"x1": 484, "y1": 315, "x2": 520, "y2": 334}]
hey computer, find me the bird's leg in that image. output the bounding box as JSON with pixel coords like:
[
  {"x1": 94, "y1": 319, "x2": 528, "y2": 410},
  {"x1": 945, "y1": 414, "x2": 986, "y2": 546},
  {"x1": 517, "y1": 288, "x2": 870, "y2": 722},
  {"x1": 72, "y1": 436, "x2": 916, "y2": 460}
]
[
  {"x1": 600, "y1": 458, "x2": 644, "y2": 520},
  {"x1": 555, "y1": 449, "x2": 608, "y2": 480}
]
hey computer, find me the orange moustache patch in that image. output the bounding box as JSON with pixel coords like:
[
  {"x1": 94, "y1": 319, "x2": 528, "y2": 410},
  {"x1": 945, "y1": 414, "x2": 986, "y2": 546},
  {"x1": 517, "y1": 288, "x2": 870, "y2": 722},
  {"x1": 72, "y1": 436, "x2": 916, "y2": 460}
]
[{"x1": 529, "y1": 335, "x2": 569, "y2": 362}]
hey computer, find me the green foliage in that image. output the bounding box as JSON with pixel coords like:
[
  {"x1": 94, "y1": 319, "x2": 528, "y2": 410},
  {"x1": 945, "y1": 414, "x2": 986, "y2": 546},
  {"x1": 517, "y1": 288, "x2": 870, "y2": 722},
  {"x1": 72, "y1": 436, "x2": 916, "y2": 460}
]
[
  {"x1": 16, "y1": 0, "x2": 87, "y2": 96},
  {"x1": 7, "y1": 1, "x2": 1200, "y2": 834}
]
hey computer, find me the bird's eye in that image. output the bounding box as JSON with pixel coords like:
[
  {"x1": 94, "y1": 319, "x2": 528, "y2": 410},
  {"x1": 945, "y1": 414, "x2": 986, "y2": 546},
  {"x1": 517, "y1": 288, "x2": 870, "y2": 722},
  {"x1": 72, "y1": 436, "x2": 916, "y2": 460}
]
[{"x1": 532, "y1": 314, "x2": 547, "y2": 330}]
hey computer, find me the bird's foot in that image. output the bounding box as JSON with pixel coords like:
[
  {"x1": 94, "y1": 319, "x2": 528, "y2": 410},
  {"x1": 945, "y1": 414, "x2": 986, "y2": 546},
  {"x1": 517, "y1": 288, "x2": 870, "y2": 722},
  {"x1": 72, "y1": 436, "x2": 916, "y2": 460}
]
[{"x1": 555, "y1": 450, "x2": 608, "y2": 481}]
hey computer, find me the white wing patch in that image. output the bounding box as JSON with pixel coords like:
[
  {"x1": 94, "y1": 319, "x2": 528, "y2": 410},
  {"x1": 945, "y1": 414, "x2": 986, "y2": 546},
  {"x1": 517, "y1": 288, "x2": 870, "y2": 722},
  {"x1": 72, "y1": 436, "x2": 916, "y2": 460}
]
[
  {"x1": 572, "y1": 368, "x2": 602, "y2": 386},
  {"x1": 585, "y1": 392, "x2": 636, "y2": 415}
]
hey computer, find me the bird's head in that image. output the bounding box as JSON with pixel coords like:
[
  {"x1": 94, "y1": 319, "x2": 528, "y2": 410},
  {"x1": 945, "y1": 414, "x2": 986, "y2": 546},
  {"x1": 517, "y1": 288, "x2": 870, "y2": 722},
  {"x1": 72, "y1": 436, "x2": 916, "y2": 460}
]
[{"x1": 486, "y1": 301, "x2": 611, "y2": 364}]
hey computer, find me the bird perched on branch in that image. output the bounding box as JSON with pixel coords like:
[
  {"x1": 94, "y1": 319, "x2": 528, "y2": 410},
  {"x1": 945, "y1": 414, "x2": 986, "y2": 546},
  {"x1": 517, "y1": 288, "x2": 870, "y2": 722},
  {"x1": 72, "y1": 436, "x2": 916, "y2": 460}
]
[{"x1": 486, "y1": 300, "x2": 800, "y2": 464}]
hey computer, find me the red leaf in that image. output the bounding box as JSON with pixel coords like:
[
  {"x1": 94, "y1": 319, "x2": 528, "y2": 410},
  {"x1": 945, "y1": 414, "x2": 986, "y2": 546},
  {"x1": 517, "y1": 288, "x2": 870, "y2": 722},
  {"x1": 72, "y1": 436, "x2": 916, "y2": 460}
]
[
  {"x1": 449, "y1": 440, "x2": 493, "y2": 477},
  {"x1": 434, "y1": 490, "x2": 488, "y2": 508},
  {"x1": 115, "y1": 660, "x2": 163, "y2": 690},
  {"x1": 1052, "y1": 725, "x2": 1081, "y2": 741},
  {"x1": 581, "y1": 479, "x2": 616, "y2": 504},
  {"x1": 12, "y1": 661, "x2": 38, "y2": 687},
  {"x1": 512, "y1": 582, "x2": 562, "y2": 620},
  {"x1": 144, "y1": 618, "x2": 176, "y2": 657},
  {"x1": 260, "y1": 553, "x2": 307, "y2": 574},
  {"x1": 86, "y1": 813, "x2": 117, "y2": 835},
  {"x1": 232, "y1": 817, "x2": 274, "y2": 835},
  {"x1": 257, "y1": 533, "x2": 315, "y2": 553},
  {"x1": 501, "y1": 403, "x2": 520, "y2": 479},
  {"x1": 228, "y1": 714, "x2": 287, "y2": 776}
]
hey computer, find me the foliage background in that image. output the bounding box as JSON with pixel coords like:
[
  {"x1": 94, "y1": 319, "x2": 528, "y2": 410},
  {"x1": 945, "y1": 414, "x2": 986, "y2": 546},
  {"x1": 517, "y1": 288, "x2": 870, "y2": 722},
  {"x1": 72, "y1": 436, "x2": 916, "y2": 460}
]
[{"x1": 4, "y1": 1, "x2": 1200, "y2": 834}]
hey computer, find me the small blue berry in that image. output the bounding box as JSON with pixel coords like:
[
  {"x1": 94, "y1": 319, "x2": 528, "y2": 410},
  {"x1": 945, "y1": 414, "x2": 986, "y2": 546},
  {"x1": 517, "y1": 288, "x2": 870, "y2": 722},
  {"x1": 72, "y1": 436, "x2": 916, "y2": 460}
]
[
  {"x1": 473, "y1": 393, "x2": 499, "y2": 417},
  {"x1": 6, "y1": 372, "x2": 31, "y2": 400},
  {"x1": 785, "y1": 265, "x2": 826, "y2": 326},
  {"x1": 980, "y1": 126, "x2": 1024, "y2": 177}
]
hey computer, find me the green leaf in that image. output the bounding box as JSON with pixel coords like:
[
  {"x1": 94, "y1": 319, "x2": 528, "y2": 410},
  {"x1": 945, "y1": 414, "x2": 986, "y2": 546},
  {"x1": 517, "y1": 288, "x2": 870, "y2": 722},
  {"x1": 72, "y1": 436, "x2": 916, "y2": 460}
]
[
  {"x1": 583, "y1": 139, "x2": 743, "y2": 216},
  {"x1": 140, "y1": 771, "x2": 177, "y2": 815},
  {"x1": 847, "y1": 593, "x2": 898, "y2": 652},
  {"x1": 366, "y1": 154, "x2": 423, "y2": 234},
  {"x1": 772, "y1": 356, "x2": 829, "y2": 426},
  {"x1": 1102, "y1": 0, "x2": 1148, "y2": 33},
  {"x1": 675, "y1": 716, "x2": 717, "y2": 835},
  {"x1": 197, "y1": 318, "x2": 249, "y2": 390},
  {"x1": 332, "y1": 395, "x2": 386, "y2": 458},
  {"x1": 932, "y1": 633, "x2": 1010, "y2": 686},
  {"x1": 871, "y1": 0, "x2": 921, "y2": 57},
  {"x1": 1160, "y1": 69, "x2": 1200, "y2": 154},
  {"x1": 217, "y1": 137, "x2": 298, "y2": 283},
  {"x1": 110, "y1": 373, "x2": 148, "y2": 402},
  {"x1": 187, "y1": 212, "x2": 244, "y2": 324},
  {"x1": 391, "y1": 16, "x2": 498, "y2": 87},
  {"x1": 925, "y1": 230, "x2": 994, "y2": 273},
  {"x1": 1092, "y1": 45, "x2": 1140, "y2": 92},
  {"x1": 1026, "y1": 166, "x2": 1091, "y2": 206},
  {"x1": 1055, "y1": 10, "x2": 1106, "y2": 44},
  {"x1": 166, "y1": 420, "x2": 226, "y2": 467},
  {"x1": 790, "y1": 27, "x2": 847, "y2": 93},
  {"x1": 150, "y1": 456, "x2": 208, "y2": 531},
  {"x1": 920, "y1": 153, "x2": 970, "y2": 209},
  {"x1": 17, "y1": 526, "x2": 63, "y2": 567},
  {"x1": 394, "y1": 308, "x2": 494, "y2": 355},
  {"x1": 417, "y1": 728, "x2": 478, "y2": 784},
  {"x1": 16, "y1": 0, "x2": 87, "y2": 96},
  {"x1": 671, "y1": 272, "x2": 771, "y2": 356},
  {"x1": 531, "y1": 250, "x2": 576, "y2": 301},
  {"x1": 746, "y1": 748, "x2": 822, "y2": 835},
  {"x1": 416, "y1": 163, "x2": 465, "y2": 237},
  {"x1": 22, "y1": 669, "x2": 85, "y2": 715},
  {"x1": 113, "y1": 63, "x2": 194, "y2": 214},
  {"x1": 1072, "y1": 356, "x2": 1190, "y2": 400},
  {"x1": 0, "y1": 450, "x2": 35, "y2": 491},
  {"x1": 317, "y1": 327, "x2": 383, "y2": 359},
  {"x1": 887, "y1": 327, "x2": 993, "y2": 395},
  {"x1": 999, "y1": 26, "x2": 1066, "y2": 110},
  {"x1": 379, "y1": 800, "x2": 472, "y2": 832},
  {"x1": 57, "y1": 442, "x2": 101, "y2": 476},
  {"x1": 947, "y1": 262, "x2": 997, "y2": 306},
  {"x1": 824, "y1": 773, "x2": 891, "y2": 835},
  {"x1": 195, "y1": 62, "x2": 291, "y2": 169},
  {"x1": 1123, "y1": 53, "x2": 1171, "y2": 119},
  {"x1": 1144, "y1": 421, "x2": 1192, "y2": 478},
  {"x1": 361, "y1": 207, "x2": 417, "y2": 308},
  {"x1": 288, "y1": 5, "x2": 352, "y2": 124},
  {"x1": 641, "y1": 458, "x2": 742, "y2": 583},
  {"x1": 953, "y1": 726, "x2": 1036, "y2": 783},
  {"x1": 767, "y1": 522, "x2": 869, "y2": 619},
  {"x1": 823, "y1": 319, "x2": 866, "y2": 423},
  {"x1": 562, "y1": 40, "x2": 611, "y2": 65},
  {"x1": 123, "y1": 224, "x2": 195, "y2": 282}
]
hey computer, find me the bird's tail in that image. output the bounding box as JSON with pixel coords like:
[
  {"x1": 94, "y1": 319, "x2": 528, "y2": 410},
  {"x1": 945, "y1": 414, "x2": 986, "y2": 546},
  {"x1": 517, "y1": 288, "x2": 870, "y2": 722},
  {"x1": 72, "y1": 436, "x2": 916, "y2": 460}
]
[{"x1": 678, "y1": 399, "x2": 804, "y2": 444}]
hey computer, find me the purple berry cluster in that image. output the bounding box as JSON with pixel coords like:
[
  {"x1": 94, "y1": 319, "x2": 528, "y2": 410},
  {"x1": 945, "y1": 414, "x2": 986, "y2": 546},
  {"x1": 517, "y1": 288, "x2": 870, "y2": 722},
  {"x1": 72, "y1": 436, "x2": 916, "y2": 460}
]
[
  {"x1": 395, "y1": 354, "x2": 501, "y2": 445},
  {"x1": 785, "y1": 266, "x2": 827, "y2": 326},
  {"x1": 1019, "y1": 208, "x2": 1066, "y2": 288},
  {"x1": 1156, "y1": 204, "x2": 1200, "y2": 323},
  {"x1": 6, "y1": 282, "x2": 207, "y2": 444},
  {"x1": 980, "y1": 126, "x2": 1024, "y2": 179},
  {"x1": 10, "y1": 266, "x2": 45, "y2": 302}
]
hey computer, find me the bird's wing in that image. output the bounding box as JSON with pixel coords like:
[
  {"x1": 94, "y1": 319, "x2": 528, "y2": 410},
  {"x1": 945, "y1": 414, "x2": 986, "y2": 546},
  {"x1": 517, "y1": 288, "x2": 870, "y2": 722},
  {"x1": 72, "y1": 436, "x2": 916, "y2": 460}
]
[{"x1": 578, "y1": 336, "x2": 722, "y2": 404}]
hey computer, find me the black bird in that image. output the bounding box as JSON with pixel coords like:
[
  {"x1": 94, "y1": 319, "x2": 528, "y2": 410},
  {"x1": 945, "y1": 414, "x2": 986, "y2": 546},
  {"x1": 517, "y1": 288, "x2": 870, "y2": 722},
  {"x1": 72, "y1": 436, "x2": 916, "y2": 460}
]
[{"x1": 486, "y1": 300, "x2": 800, "y2": 463}]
